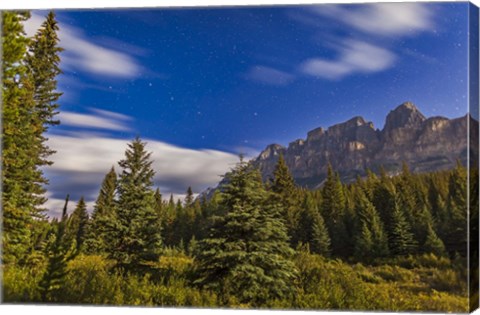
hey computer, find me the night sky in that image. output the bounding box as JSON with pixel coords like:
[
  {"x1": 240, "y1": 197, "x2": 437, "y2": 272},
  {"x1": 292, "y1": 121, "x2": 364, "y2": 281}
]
[{"x1": 23, "y1": 2, "x2": 471, "y2": 217}]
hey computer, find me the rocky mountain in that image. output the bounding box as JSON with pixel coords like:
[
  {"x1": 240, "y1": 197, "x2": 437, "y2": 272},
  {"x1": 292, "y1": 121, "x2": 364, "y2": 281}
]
[{"x1": 252, "y1": 102, "x2": 478, "y2": 189}]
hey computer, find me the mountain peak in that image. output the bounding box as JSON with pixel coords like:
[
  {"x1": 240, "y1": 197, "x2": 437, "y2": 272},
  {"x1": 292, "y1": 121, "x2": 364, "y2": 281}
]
[
  {"x1": 384, "y1": 102, "x2": 426, "y2": 132},
  {"x1": 258, "y1": 143, "x2": 285, "y2": 161}
]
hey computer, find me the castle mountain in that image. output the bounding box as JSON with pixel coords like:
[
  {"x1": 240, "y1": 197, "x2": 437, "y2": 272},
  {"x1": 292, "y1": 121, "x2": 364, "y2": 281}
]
[{"x1": 252, "y1": 102, "x2": 478, "y2": 188}]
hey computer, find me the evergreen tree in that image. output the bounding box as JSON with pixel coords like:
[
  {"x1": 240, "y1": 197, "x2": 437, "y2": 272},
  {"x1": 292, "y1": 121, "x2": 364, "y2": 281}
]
[
  {"x1": 2, "y1": 11, "x2": 63, "y2": 264},
  {"x1": 271, "y1": 154, "x2": 301, "y2": 245},
  {"x1": 389, "y1": 194, "x2": 417, "y2": 256},
  {"x1": 321, "y1": 164, "x2": 349, "y2": 256},
  {"x1": 154, "y1": 187, "x2": 163, "y2": 219},
  {"x1": 66, "y1": 197, "x2": 89, "y2": 253},
  {"x1": 311, "y1": 212, "x2": 331, "y2": 257},
  {"x1": 444, "y1": 162, "x2": 468, "y2": 256},
  {"x1": 195, "y1": 159, "x2": 297, "y2": 306},
  {"x1": 84, "y1": 167, "x2": 117, "y2": 254},
  {"x1": 26, "y1": 11, "x2": 63, "y2": 188},
  {"x1": 109, "y1": 138, "x2": 162, "y2": 270},
  {"x1": 297, "y1": 194, "x2": 331, "y2": 256},
  {"x1": 423, "y1": 224, "x2": 447, "y2": 257},
  {"x1": 39, "y1": 195, "x2": 74, "y2": 302},
  {"x1": 354, "y1": 188, "x2": 389, "y2": 261},
  {"x1": 185, "y1": 186, "x2": 194, "y2": 207},
  {"x1": 2, "y1": 11, "x2": 36, "y2": 264}
]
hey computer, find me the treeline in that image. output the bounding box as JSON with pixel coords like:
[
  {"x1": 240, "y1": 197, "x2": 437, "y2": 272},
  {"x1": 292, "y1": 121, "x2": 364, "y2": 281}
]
[
  {"x1": 2, "y1": 136, "x2": 474, "y2": 310},
  {"x1": 1, "y1": 11, "x2": 474, "y2": 311}
]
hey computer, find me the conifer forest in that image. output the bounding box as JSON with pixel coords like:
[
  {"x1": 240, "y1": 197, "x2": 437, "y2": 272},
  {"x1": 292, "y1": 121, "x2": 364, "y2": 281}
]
[{"x1": 1, "y1": 10, "x2": 479, "y2": 312}]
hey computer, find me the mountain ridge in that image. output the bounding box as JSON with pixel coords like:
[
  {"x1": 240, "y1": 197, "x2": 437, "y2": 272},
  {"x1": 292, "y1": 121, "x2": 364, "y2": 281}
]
[{"x1": 252, "y1": 102, "x2": 477, "y2": 189}]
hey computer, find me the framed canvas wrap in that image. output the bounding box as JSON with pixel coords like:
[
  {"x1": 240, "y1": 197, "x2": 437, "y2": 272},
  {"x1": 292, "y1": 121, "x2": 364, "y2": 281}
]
[{"x1": 1, "y1": 1, "x2": 479, "y2": 313}]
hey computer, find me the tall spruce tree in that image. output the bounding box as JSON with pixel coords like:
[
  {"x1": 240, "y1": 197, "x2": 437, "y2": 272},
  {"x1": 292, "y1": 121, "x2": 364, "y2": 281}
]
[
  {"x1": 2, "y1": 11, "x2": 63, "y2": 264},
  {"x1": 109, "y1": 138, "x2": 162, "y2": 270},
  {"x1": 389, "y1": 194, "x2": 418, "y2": 256},
  {"x1": 321, "y1": 164, "x2": 349, "y2": 256},
  {"x1": 66, "y1": 197, "x2": 89, "y2": 253},
  {"x1": 354, "y1": 188, "x2": 389, "y2": 261},
  {"x1": 84, "y1": 167, "x2": 117, "y2": 254},
  {"x1": 2, "y1": 11, "x2": 37, "y2": 264},
  {"x1": 311, "y1": 212, "x2": 331, "y2": 257},
  {"x1": 271, "y1": 154, "x2": 301, "y2": 245},
  {"x1": 185, "y1": 186, "x2": 194, "y2": 207},
  {"x1": 444, "y1": 162, "x2": 468, "y2": 256},
  {"x1": 423, "y1": 223, "x2": 447, "y2": 257},
  {"x1": 26, "y1": 11, "x2": 63, "y2": 186},
  {"x1": 195, "y1": 159, "x2": 297, "y2": 306},
  {"x1": 39, "y1": 195, "x2": 74, "y2": 302}
]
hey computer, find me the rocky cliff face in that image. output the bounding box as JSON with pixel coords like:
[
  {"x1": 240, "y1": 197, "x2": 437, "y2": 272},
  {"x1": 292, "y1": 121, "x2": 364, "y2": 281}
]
[{"x1": 253, "y1": 102, "x2": 478, "y2": 188}]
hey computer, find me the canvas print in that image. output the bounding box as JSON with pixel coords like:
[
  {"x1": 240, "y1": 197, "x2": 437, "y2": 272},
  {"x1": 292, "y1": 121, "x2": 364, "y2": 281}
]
[{"x1": 1, "y1": 1, "x2": 479, "y2": 312}]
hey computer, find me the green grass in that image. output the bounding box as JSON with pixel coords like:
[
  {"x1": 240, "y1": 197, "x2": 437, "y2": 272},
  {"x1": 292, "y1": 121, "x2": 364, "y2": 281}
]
[{"x1": 2, "y1": 252, "x2": 469, "y2": 312}]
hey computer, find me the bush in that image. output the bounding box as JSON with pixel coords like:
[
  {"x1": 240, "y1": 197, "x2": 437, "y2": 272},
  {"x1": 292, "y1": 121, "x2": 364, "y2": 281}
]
[{"x1": 2, "y1": 264, "x2": 45, "y2": 303}]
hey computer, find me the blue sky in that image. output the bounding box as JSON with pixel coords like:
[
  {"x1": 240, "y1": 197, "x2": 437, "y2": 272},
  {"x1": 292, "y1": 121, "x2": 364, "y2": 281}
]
[{"x1": 24, "y1": 2, "x2": 471, "y2": 216}]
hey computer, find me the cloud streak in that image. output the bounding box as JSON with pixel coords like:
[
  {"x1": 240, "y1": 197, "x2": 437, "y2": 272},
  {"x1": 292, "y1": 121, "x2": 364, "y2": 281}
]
[
  {"x1": 24, "y1": 12, "x2": 143, "y2": 78},
  {"x1": 58, "y1": 108, "x2": 133, "y2": 131},
  {"x1": 300, "y1": 39, "x2": 396, "y2": 80},
  {"x1": 248, "y1": 3, "x2": 436, "y2": 83},
  {"x1": 310, "y1": 3, "x2": 434, "y2": 37},
  {"x1": 245, "y1": 65, "x2": 295, "y2": 86},
  {"x1": 44, "y1": 134, "x2": 240, "y2": 217}
]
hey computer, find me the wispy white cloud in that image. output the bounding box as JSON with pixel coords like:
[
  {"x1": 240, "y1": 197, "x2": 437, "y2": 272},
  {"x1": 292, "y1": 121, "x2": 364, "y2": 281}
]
[
  {"x1": 291, "y1": 3, "x2": 435, "y2": 81},
  {"x1": 58, "y1": 108, "x2": 133, "y2": 131},
  {"x1": 300, "y1": 39, "x2": 396, "y2": 80},
  {"x1": 44, "y1": 135, "x2": 240, "y2": 217},
  {"x1": 24, "y1": 12, "x2": 143, "y2": 78},
  {"x1": 309, "y1": 3, "x2": 434, "y2": 37},
  {"x1": 245, "y1": 65, "x2": 295, "y2": 86}
]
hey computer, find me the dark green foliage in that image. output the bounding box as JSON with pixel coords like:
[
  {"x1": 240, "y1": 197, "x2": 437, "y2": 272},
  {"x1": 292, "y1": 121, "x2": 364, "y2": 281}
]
[
  {"x1": 297, "y1": 194, "x2": 330, "y2": 256},
  {"x1": 66, "y1": 197, "x2": 89, "y2": 253},
  {"x1": 423, "y1": 224, "x2": 447, "y2": 257},
  {"x1": 39, "y1": 195, "x2": 74, "y2": 302},
  {"x1": 2, "y1": 10, "x2": 63, "y2": 265},
  {"x1": 84, "y1": 167, "x2": 117, "y2": 254},
  {"x1": 271, "y1": 154, "x2": 302, "y2": 245},
  {"x1": 195, "y1": 159, "x2": 298, "y2": 306},
  {"x1": 311, "y1": 213, "x2": 331, "y2": 257},
  {"x1": 354, "y1": 188, "x2": 389, "y2": 260},
  {"x1": 109, "y1": 138, "x2": 163, "y2": 270},
  {"x1": 185, "y1": 186, "x2": 194, "y2": 207},
  {"x1": 443, "y1": 162, "x2": 468, "y2": 256},
  {"x1": 321, "y1": 164, "x2": 349, "y2": 256},
  {"x1": 389, "y1": 194, "x2": 418, "y2": 256},
  {"x1": 26, "y1": 10, "x2": 63, "y2": 185},
  {"x1": 2, "y1": 11, "x2": 36, "y2": 265}
]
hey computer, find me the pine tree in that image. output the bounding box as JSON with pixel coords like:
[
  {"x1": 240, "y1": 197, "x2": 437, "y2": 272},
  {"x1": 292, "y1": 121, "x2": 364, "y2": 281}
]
[
  {"x1": 109, "y1": 138, "x2": 162, "y2": 270},
  {"x1": 271, "y1": 154, "x2": 301, "y2": 245},
  {"x1": 26, "y1": 11, "x2": 63, "y2": 195},
  {"x1": 444, "y1": 162, "x2": 468, "y2": 256},
  {"x1": 296, "y1": 194, "x2": 330, "y2": 256},
  {"x1": 154, "y1": 187, "x2": 163, "y2": 219},
  {"x1": 195, "y1": 159, "x2": 297, "y2": 306},
  {"x1": 389, "y1": 194, "x2": 417, "y2": 256},
  {"x1": 2, "y1": 11, "x2": 37, "y2": 264},
  {"x1": 321, "y1": 164, "x2": 349, "y2": 256},
  {"x1": 84, "y1": 167, "x2": 117, "y2": 254},
  {"x1": 39, "y1": 195, "x2": 74, "y2": 302},
  {"x1": 185, "y1": 186, "x2": 194, "y2": 207},
  {"x1": 2, "y1": 11, "x2": 63, "y2": 264},
  {"x1": 423, "y1": 224, "x2": 447, "y2": 257},
  {"x1": 311, "y1": 212, "x2": 331, "y2": 257},
  {"x1": 354, "y1": 188, "x2": 389, "y2": 261},
  {"x1": 66, "y1": 197, "x2": 89, "y2": 253}
]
